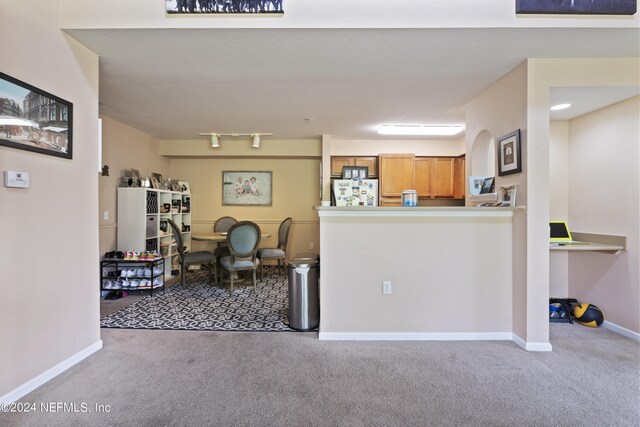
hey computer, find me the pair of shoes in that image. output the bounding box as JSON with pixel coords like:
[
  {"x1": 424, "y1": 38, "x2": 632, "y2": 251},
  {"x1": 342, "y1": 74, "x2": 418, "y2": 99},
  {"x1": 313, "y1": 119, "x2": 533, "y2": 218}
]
[{"x1": 104, "y1": 251, "x2": 125, "y2": 259}]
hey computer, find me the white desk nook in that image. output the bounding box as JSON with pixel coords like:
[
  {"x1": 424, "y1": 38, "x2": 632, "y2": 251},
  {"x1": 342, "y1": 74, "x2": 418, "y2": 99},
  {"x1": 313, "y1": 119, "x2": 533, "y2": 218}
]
[{"x1": 316, "y1": 206, "x2": 517, "y2": 341}]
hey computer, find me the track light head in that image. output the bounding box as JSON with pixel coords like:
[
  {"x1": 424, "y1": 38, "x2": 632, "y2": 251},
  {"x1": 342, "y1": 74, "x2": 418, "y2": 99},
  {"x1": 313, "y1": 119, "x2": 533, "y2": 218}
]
[
  {"x1": 211, "y1": 134, "x2": 220, "y2": 148},
  {"x1": 252, "y1": 134, "x2": 260, "y2": 148}
]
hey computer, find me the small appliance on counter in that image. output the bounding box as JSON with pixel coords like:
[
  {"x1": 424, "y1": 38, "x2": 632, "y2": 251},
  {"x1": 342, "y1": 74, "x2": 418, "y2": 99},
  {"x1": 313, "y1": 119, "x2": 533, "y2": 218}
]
[
  {"x1": 401, "y1": 190, "x2": 417, "y2": 207},
  {"x1": 331, "y1": 179, "x2": 378, "y2": 206}
]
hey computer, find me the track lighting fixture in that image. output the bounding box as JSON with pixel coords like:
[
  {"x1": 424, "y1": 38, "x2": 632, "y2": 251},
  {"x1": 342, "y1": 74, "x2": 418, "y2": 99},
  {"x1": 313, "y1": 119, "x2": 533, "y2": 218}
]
[{"x1": 199, "y1": 132, "x2": 273, "y2": 149}]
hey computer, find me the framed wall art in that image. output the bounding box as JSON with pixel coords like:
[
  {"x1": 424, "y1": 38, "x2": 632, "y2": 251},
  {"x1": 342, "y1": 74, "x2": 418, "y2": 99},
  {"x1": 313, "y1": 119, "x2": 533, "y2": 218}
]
[
  {"x1": 516, "y1": 0, "x2": 636, "y2": 15},
  {"x1": 342, "y1": 166, "x2": 368, "y2": 180},
  {"x1": 497, "y1": 129, "x2": 522, "y2": 176},
  {"x1": 166, "y1": 0, "x2": 284, "y2": 14},
  {"x1": 222, "y1": 171, "x2": 272, "y2": 206},
  {"x1": 0, "y1": 71, "x2": 73, "y2": 159}
]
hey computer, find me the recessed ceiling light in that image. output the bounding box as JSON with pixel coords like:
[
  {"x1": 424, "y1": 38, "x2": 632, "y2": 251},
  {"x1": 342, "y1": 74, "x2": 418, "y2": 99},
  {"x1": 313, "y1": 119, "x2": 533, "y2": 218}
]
[
  {"x1": 550, "y1": 103, "x2": 572, "y2": 111},
  {"x1": 378, "y1": 124, "x2": 464, "y2": 136}
]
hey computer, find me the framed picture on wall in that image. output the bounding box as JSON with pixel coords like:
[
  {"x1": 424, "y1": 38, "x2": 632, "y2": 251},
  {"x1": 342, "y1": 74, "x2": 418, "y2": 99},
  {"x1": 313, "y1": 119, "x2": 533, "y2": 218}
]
[
  {"x1": 222, "y1": 171, "x2": 272, "y2": 206},
  {"x1": 497, "y1": 129, "x2": 522, "y2": 176},
  {"x1": 166, "y1": 0, "x2": 284, "y2": 14},
  {"x1": 342, "y1": 166, "x2": 368, "y2": 180},
  {"x1": 0, "y1": 71, "x2": 73, "y2": 159}
]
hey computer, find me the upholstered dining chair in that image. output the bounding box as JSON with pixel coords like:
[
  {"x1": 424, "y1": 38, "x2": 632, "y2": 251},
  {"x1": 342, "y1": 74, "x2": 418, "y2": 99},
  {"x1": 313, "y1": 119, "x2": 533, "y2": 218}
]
[
  {"x1": 219, "y1": 221, "x2": 261, "y2": 294},
  {"x1": 213, "y1": 216, "x2": 238, "y2": 282},
  {"x1": 167, "y1": 219, "x2": 216, "y2": 287},
  {"x1": 257, "y1": 217, "x2": 292, "y2": 279}
]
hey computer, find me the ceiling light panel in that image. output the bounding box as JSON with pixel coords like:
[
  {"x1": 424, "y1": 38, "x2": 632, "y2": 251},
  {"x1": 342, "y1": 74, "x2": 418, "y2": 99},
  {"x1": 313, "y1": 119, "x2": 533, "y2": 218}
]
[{"x1": 378, "y1": 124, "x2": 464, "y2": 136}]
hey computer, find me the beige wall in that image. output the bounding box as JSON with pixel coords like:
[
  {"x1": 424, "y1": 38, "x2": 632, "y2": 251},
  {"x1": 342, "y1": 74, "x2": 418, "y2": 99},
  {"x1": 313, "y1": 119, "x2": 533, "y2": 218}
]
[
  {"x1": 170, "y1": 157, "x2": 321, "y2": 260},
  {"x1": 549, "y1": 121, "x2": 570, "y2": 298},
  {"x1": 0, "y1": 1, "x2": 100, "y2": 399},
  {"x1": 99, "y1": 115, "x2": 170, "y2": 255},
  {"x1": 59, "y1": 0, "x2": 639, "y2": 29},
  {"x1": 568, "y1": 97, "x2": 639, "y2": 332},
  {"x1": 465, "y1": 62, "x2": 531, "y2": 344}
]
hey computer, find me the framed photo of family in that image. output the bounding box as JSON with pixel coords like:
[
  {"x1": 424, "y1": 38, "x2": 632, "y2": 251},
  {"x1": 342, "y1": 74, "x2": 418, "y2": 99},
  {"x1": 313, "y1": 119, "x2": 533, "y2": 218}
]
[
  {"x1": 497, "y1": 129, "x2": 522, "y2": 176},
  {"x1": 222, "y1": 171, "x2": 272, "y2": 206}
]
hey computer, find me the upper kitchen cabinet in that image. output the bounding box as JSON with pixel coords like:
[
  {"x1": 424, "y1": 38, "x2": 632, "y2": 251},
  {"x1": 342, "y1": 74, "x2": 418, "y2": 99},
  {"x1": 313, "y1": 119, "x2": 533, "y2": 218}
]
[
  {"x1": 330, "y1": 156, "x2": 378, "y2": 177},
  {"x1": 379, "y1": 154, "x2": 415, "y2": 197},
  {"x1": 415, "y1": 157, "x2": 455, "y2": 199}
]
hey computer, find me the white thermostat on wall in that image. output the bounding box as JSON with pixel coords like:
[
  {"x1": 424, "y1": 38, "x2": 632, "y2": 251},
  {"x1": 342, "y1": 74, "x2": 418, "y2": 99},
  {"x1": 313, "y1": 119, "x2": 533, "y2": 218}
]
[{"x1": 4, "y1": 170, "x2": 30, "y2": 188}]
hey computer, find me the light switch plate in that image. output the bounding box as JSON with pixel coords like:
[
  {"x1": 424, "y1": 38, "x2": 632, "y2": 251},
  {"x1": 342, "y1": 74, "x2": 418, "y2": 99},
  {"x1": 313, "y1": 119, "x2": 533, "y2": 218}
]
[{"x1": 4, "y1": 171, "x2": 30, "y2": 188}]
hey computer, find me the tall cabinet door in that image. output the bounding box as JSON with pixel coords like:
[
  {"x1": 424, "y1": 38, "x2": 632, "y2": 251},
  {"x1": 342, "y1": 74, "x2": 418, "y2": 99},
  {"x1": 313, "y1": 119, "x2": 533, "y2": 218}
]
[
  {"x1": 415, "y1": 158, "x2": 434, "y2": 198},
  {"x1": 454, "y1": 156, "x2": 466, "y2": 199},
  {"x1": 379, "y1": 154, "x2": 415, "y2": 197},
  {"x1": 432, "y1": 158, "x2": 455, "y2": 198}
]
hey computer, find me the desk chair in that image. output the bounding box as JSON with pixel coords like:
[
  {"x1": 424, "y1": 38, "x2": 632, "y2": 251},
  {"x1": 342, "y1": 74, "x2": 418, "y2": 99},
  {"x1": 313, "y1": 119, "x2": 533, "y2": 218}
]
[
  {"x1": 167, "y1": 219, "x2": 216, "y2": 287},
  {"x1": 257, "y1": 217, "x2": 292, "y2": 279},
  {"x1": 219, "y1": 221, "x2": 261, "y2": 294}
]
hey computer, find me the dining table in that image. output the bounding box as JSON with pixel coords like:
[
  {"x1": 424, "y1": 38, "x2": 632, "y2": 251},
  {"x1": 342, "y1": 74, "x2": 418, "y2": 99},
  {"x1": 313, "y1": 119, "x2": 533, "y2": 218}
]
[{"x1": 192, "y1": 231, "x2": 271, "y2": 243}]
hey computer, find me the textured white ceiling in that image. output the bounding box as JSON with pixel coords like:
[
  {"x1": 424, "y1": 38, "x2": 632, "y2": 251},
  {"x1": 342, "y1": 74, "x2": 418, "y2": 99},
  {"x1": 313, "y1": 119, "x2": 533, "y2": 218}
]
[{"x1": 65, "y1": 27, "x2": 639, "y2": 140}]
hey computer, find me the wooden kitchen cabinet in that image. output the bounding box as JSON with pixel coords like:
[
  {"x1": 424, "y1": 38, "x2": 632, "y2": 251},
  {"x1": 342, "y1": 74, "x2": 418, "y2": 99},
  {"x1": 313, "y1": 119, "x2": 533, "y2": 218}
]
[
  {"x1": 454, "y1": 155, "x2": 466, "y2": 199},
  {"x1": 330, "y1": 156, "x2": 378, "y2": 177},
  {"x1": 379, "y1": 154, "x2": 415, "y2": 197},
  {"x1": 415, "y1": 157, "x2": 455, "y2": 198}
]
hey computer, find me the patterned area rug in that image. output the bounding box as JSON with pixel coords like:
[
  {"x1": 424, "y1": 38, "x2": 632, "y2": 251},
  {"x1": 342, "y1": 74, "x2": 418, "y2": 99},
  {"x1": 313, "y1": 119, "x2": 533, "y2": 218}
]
[{"x1": 100, "y1": 267, "x2": 294, "y2": 332}]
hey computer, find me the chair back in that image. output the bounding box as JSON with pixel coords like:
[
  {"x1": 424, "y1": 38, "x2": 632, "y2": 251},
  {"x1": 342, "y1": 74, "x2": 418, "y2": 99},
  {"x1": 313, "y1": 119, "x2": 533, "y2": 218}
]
[
  {"x1": 226, "y1": 221, "x2": 261, "y2": 260},
  {"x1": 214, "y1": 216, "x2": 238, "y2": 233},
  {"x1": 167, "y1": 219, "x2": 185, "y2": 258},
  {"x1": 277, "y1": 217, "x2": 293, "y2": 251}
]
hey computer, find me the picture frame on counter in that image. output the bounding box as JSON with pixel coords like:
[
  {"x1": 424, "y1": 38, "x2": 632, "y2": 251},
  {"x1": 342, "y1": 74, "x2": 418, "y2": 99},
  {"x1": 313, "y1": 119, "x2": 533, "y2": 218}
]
[
  {"x1": 479, "y1": 177, "x2": 495, "y2": 194},
  {"x1": 497, "y1": 129, "x2": 522, "y2": 176},
  {"x1": 342, "y1": 166, "x2": 368, "y2": 180},
  {"x1": 498, "y1": 185, "x2": 517, "y2": 207},
  {"x1": 0, "y1": 71, "x2": 73, "y2": 159}
]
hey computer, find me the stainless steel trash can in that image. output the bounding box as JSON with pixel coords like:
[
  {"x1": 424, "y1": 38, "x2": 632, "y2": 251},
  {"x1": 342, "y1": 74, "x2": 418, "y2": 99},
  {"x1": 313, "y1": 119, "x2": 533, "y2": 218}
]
[{"x1": 287, "y1": 258, "x2": 319, "y2": 331}]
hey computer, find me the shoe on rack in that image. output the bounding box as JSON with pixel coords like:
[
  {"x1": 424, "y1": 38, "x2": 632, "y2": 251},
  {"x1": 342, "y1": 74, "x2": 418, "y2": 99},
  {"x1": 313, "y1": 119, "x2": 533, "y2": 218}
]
[
  {"x1": 103, "y1": 281, "x2": 113, "y2": 290},
  {"x1": 144, "y1": 268, "x2": 152, "y2": 277},
  {"x1": 121, "y1": 278, "x2": 130, "y2": 289},
  {"x1": 112, "y1": 280, "x2": 122, "y2": 290},
  {"x1": 152, "y1": 277, "x2": 164, "y2": 288},
  {"x1": 129, "y1": 279, "x2": 139, "y2": 289}
]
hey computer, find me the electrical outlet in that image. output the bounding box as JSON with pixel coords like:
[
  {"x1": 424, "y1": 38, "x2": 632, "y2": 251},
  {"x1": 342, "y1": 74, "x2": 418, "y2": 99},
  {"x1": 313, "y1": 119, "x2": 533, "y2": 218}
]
[
  {"x1": 309, "y1": 242, "x2": 314, "y2": 249},
  {"x1": 383, "y1": 281, "x2": 392, "y2": 295},
  {"x1": 103, "y1": 211, "x2": 109, "y2": 221}
]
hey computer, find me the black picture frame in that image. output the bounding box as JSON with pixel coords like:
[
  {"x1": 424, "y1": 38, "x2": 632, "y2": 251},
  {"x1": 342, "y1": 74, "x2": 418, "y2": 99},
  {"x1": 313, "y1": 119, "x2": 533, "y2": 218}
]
[
  {"x1": 166, "y1": 0, "x2": 284, "y2": 14},
  {"x1": 497, "y1": 129, "x2": 522, "y2": 176},
  {"x1": 479, "y1": 177, "x2": 495, "y2": 194},
  {"x1": 0, "y1": 72, "x2": 73, "y2": 159},
  {"x1": 516, "y1": 0, "x2": 636, "y2": 15},
  {"x1": 342, "y1": 166, "x2": 368, "y2": 180}
]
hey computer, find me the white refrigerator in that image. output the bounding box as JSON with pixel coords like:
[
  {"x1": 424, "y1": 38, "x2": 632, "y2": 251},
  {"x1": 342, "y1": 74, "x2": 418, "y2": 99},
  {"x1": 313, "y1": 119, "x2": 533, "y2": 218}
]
[{"x1": 331, "y1": 179, "x2": 378, "y2": 206}]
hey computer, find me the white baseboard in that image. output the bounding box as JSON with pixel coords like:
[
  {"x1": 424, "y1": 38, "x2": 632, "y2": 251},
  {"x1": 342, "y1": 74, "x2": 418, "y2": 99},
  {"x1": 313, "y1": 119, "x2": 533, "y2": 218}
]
[
  {"x1": 0, "y1": 340, "x2": 103, "y2": 404},
  {"x1": 318, "y1": 332, "x2": 513, "y2": 341},
  {"x1": 512, "y1": 334, "x2": 553, "y2": 352},
  {"x1": 602, "y1": 320, "x2": 640, "y2": 342},
  {"x1": 318, "y1": 332, "x2": 553, "y2": 352}
]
